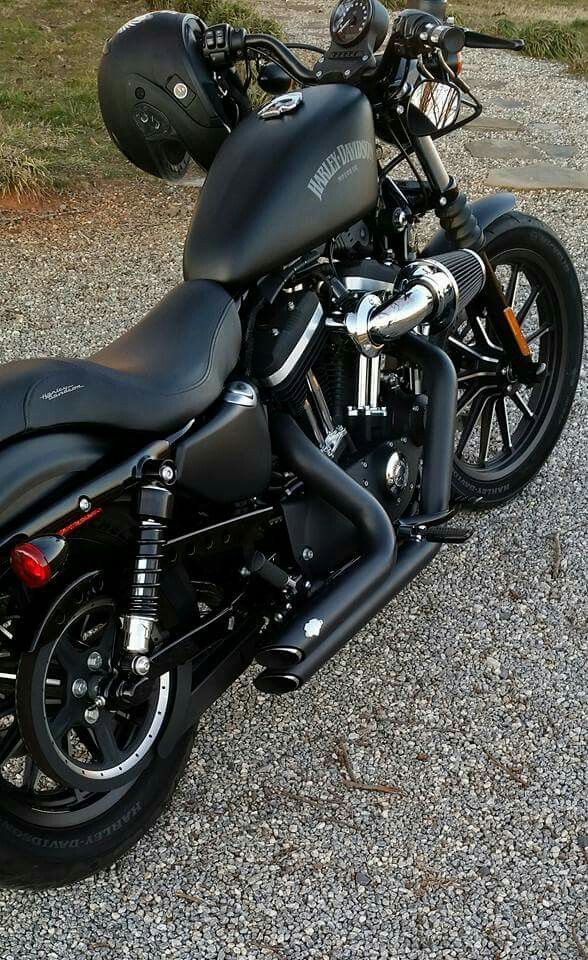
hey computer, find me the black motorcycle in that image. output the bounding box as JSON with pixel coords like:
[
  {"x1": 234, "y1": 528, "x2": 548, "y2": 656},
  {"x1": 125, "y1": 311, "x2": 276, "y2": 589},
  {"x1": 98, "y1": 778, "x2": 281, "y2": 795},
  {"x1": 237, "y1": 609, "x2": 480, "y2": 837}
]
[{"x1": 0, "y1": 1, "x2": 582, "y2": 888}]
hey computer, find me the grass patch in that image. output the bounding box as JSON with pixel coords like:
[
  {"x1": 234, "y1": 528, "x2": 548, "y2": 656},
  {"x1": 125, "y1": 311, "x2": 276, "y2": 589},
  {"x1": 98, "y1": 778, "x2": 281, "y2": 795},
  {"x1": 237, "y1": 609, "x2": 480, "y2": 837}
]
[
  {"x1": 0, "y1": 0, "x2": 279, "y2": 198},
  {"x1": 446, "y1": 2, "x2": 587, "y2": 73}
]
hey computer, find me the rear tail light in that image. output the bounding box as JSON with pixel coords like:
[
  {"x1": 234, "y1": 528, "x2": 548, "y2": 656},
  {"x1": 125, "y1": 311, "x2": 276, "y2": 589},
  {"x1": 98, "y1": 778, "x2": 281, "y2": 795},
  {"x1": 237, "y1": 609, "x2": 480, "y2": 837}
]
[{"x1": 10, "y1": 537, "x2": 68, "y2": 589}]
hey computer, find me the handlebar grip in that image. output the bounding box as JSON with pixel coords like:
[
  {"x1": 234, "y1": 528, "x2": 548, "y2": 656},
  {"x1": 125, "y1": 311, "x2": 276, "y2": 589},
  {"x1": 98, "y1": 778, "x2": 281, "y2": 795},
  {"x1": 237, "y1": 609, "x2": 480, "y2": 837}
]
[
  {"x1": 463, "y1": 29, "x2": 524, "y2": 51},
  {"x1": 394, "y1": 10, "x2": 465, "y2": 56},
  {"x1": 421, "y1": 22, "x2": 466, "y2": 55}
]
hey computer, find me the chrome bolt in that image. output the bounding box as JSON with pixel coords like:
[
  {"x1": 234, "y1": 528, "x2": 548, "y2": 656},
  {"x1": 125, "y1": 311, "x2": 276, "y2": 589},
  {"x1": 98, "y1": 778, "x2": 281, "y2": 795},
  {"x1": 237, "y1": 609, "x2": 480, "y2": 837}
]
[
  {"x1": 316, "y1": 70, "x2": 323, "y2": 78},
  {"x1": 160, "y1": 464, "x2": 175, "y2": 483},
  {"x1": 132, "y1": 655, "x2": 151, "y2": 677},
  {"x1": 397, "y1": 105, "x2": 405, "y2": 115},
  {"x1": 274, "y1": 612, "x2": 284, "y2": 623},
  {"x1": 72, "y1": 678, "x2": 88, "y2": 699},
  {"x1": 84, "y1": 706, "x2": 100, "y2": 725},
  {"x1": 439, "y1": 196, "x2": 448, "y2": 207},
  {"x1": 94, "y1": 695, "x2": 107, "y2": 709},
  {"x1": 362, "y1": 54, "x2": 369, "y2": 62},
  {"x1": 302, "y1": 547, "x2": 314, "y2": 561},
  {"x1": 344, "y1": 69, "x2": 351, "y2": 77},
  {"x1": 79, "y1": 497, "x2": 91, "y2": 512},
  {"x1": 87, "y1": 651, "x2": 103, "y2": 672},
  {"x1": 240, "y1": 566, "x2": 250, "y2": 577}
]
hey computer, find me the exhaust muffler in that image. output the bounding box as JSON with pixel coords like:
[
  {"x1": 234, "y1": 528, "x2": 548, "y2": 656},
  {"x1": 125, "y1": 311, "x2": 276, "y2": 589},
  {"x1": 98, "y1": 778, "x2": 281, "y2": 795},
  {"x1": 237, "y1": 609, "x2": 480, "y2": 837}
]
[{"x1": 254, "y1": 334, "x2": 458, "y2": 694}]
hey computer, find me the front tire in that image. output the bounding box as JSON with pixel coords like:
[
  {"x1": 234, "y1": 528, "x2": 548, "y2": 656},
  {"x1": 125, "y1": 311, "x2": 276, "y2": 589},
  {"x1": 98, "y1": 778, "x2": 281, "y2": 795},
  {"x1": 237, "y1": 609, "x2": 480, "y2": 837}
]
[{"x1": 446, "y1": 212, "x2": 584, "y2": 508}]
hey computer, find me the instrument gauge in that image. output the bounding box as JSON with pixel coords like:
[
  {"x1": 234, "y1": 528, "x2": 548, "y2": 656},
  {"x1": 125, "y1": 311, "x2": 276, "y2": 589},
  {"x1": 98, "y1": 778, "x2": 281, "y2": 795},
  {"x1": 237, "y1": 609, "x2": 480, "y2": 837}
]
[{"x1": 330, "y1": 0, "x2": 374, "y2": 47}]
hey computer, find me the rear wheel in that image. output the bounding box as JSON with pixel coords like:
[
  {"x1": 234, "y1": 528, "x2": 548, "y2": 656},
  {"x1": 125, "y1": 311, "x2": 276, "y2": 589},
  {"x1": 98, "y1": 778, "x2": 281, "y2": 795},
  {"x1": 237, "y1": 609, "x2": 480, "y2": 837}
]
[
  {"x1": 0, "y1": 557, "x2": 194, "y2": 889},
  {"x1": 446, "y1": 212, "x2": 583, "y2": 508}
]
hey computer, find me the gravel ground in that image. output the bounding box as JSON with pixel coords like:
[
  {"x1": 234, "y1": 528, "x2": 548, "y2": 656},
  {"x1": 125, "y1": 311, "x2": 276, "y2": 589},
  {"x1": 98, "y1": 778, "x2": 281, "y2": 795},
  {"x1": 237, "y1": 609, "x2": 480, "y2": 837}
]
[{"x1": 0, "y1": 15, "x2": 586, "y2": 960}]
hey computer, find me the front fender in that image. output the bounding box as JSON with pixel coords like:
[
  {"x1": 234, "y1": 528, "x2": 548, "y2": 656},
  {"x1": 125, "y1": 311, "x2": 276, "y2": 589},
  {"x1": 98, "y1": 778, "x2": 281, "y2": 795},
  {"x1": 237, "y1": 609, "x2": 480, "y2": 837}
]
[{"x1": 421, "y1": 193, "x2": 516, "y2": 257}]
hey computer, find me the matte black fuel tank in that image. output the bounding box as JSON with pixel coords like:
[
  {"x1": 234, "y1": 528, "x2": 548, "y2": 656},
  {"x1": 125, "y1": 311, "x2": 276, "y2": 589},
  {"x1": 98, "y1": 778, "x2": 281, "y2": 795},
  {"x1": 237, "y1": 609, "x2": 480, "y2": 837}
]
[{"x1": 183, "y1": 84, "x2": 378, "y2": 286}]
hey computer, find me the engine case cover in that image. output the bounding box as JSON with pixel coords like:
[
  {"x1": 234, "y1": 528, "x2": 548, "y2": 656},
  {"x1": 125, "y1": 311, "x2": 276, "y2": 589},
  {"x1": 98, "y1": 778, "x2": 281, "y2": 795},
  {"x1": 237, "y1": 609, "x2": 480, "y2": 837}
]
[{"x1": 183, "y1": 84, "x2": 378, "y2": 286}]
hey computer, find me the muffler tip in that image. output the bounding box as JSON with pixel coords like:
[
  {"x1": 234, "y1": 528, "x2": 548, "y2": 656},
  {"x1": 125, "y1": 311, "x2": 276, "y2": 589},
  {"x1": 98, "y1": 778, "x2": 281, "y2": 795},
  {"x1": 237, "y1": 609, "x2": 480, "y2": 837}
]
[
  {"x1": 255, "y1": 646, "x2": 303, "y2": 670},
  {"x1": 254, "y1": 671, "x2": 301, "y2": 695}
]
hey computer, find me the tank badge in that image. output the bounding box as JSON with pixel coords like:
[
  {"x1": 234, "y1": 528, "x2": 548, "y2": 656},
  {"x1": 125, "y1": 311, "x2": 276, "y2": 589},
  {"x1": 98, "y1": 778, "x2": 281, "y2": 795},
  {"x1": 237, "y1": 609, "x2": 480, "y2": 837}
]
[
  {"x1": 307, "y1": 139, "x2": 374, "y2": 202},
  {"x1": 259, "y1": 91, "x2": 303, "y2": 120}
]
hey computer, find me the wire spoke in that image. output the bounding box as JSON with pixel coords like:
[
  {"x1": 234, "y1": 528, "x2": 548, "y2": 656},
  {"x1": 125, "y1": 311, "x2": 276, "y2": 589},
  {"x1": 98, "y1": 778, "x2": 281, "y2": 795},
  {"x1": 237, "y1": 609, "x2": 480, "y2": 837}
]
[
  {"x1": 0, "y1": 659, "x2": 19, "y2": 694},
  {"x1": 456, "y1": 395, "x2": 486, "y2": 458},
  {"x1": 469, "y1": 314, "x2": 501, "y2": 351},
  {"x1": 479, "y1": 397, "x2": 497, "y2": 465},
  {"x1": 517, "y1": 284, "x2": 544, "y2": 326},
  {"x1": 505, "y1": 264, "x2": 521, "y2": 307},
  {"x1": 512, "y1": 391, "x2": 536, "y2": 421},
  {"x1": 496, "y1": 396, "x2": 513, "y2": 453},
  {"x1": 526, "y1": 322, "x2": 553, "y2": 345},
  {"x1": 0, "y1": 721, "x2": 24, "y2": 765},
  {"x1": 457, "y1": 382, "x2": 495, "y2": 414},
  {"x1": 449, "y1": 336, "x2": 497, "y2": 365}
]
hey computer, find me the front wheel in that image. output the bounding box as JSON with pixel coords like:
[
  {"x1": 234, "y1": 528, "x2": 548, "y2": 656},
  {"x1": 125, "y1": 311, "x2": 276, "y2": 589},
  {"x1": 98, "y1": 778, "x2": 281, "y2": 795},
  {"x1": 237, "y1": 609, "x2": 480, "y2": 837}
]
[{"x1": 444, "y1": 211, "x2": 584, "y2": 508}]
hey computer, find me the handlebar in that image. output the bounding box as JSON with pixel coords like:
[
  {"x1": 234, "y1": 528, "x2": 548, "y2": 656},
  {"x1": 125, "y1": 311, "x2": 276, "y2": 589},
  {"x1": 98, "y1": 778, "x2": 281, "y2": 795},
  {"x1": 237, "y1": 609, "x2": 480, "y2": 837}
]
[
  {"x1": 203, "y1": 23, "x2": 316, "y2": 84},
  {"x1": 202, "y1": 13, "x2": 525, "y2": 87}
]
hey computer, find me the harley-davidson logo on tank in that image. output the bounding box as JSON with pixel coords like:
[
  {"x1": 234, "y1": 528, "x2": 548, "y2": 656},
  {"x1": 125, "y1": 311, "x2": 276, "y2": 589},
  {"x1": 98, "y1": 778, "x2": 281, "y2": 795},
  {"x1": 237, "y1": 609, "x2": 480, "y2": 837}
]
[{"x1": 307, "y1": 139, "x2": 374, "y2": 201}]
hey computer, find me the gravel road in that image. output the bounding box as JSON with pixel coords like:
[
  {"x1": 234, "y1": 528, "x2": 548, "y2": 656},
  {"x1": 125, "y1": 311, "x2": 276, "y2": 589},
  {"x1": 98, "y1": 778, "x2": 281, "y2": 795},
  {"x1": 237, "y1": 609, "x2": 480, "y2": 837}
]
[{"x1": 0, "y1": 21, "x2": 586, "y2": 960}]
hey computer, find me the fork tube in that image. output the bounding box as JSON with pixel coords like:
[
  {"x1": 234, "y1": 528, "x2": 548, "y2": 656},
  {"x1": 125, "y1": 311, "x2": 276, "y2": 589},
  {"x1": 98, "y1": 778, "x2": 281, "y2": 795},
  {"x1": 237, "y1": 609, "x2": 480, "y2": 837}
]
[{"x1": 414, "y1": 136, "x2": 451, "y2": 193}]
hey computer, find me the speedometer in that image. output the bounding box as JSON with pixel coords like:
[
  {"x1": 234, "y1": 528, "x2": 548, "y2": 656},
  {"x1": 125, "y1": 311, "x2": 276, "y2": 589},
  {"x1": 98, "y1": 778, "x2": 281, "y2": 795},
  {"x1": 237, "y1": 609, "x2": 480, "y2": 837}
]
[{"x1": 330, "y1": 0, "x2": 374, "y2": 47}]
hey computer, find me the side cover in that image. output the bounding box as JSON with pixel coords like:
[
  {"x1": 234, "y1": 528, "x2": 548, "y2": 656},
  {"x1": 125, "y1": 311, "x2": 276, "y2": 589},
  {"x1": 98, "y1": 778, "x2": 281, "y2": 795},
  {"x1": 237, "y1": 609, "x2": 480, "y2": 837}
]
[{"x1": 184, "y1": 84, "x2": 378, "y2": 286}]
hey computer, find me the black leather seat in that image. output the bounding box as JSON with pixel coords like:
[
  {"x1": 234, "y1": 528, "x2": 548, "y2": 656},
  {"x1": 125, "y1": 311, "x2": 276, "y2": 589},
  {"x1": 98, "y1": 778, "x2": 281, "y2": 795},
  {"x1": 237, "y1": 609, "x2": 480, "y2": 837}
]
[{"x1": 0, "y1": 281, "x2": 242, "y2": 444}]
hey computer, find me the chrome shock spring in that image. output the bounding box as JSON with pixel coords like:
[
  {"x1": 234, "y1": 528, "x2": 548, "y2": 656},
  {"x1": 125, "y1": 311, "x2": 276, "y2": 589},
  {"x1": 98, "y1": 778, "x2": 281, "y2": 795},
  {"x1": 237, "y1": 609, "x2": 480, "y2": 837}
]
[{"x1": 124, "y1": 482, "x2": 174, "y2": 658}]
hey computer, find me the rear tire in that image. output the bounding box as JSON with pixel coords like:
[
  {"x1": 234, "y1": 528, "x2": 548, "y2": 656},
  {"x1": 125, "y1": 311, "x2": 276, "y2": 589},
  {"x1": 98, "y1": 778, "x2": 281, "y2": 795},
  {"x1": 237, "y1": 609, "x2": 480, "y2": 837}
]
[
  {"x1": 446, "y1": 212, "x2": 583, "y2": 508},
  {"x1": 0, "y1": 729, "x2": 194, "y2": 889}
]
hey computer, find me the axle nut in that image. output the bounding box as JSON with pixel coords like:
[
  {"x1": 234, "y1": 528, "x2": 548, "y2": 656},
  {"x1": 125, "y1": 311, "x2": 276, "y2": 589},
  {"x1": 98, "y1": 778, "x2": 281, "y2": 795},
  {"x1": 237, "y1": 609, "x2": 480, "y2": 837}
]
[{"x1": 132, "y1": 655, "x2": 151, "y2": 677}]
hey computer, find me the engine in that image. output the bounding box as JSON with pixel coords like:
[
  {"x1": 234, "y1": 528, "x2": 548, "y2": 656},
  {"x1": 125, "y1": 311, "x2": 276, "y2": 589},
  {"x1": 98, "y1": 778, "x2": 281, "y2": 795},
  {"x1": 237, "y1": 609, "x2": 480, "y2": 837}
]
[{"x1": 253, "y1": 249, "x2": 485, "y2": 536}]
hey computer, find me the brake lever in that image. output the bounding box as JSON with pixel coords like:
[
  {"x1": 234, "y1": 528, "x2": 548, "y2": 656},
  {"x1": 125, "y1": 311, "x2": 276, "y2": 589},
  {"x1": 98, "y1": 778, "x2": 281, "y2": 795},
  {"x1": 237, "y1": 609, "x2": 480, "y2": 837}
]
[{"x1": 464, "y1": 30, "x2": 525, "y2": 51}]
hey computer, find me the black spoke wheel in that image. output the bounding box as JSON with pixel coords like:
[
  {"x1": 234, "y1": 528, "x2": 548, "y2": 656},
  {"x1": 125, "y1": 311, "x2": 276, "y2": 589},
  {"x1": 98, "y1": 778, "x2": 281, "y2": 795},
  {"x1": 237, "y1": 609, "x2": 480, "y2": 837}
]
[
  {"x1": 16, "y1": 597, "x2": 172, "y2": 793},
  {"x1": 443, "y1": 212, "x2": 583, "y2": 508},
  {"x1": 0, "y1": 568, "x2": 195, "y2": 889}
]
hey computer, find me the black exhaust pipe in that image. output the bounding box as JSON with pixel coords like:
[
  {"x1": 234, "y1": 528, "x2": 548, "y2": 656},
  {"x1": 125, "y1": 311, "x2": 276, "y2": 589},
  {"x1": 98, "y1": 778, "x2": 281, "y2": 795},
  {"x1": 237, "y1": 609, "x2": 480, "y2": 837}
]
[{"x1": 254, "y1": 334, "x2": 457, "y2": 694}]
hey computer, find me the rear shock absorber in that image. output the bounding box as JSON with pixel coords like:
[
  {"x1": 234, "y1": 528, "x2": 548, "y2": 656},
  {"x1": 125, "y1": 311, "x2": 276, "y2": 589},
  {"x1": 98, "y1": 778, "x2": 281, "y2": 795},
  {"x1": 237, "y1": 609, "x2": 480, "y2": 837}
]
[{"x1": 123, "y1": 482, "x2": 174, "y2": 675}]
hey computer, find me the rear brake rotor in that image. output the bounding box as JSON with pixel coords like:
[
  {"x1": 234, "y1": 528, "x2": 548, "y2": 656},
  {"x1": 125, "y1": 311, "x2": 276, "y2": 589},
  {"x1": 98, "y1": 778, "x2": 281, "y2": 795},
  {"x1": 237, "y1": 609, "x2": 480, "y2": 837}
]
[{"x1": 16, "y1": 592, "x2": 171, "y2": 793}]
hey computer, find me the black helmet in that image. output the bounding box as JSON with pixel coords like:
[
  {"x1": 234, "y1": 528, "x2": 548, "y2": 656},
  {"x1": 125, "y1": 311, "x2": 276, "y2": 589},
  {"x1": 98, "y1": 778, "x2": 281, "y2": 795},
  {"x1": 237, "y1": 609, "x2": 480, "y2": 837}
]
[{"x1": 98, "y1": 10, "x2": 245, "y2": 181}]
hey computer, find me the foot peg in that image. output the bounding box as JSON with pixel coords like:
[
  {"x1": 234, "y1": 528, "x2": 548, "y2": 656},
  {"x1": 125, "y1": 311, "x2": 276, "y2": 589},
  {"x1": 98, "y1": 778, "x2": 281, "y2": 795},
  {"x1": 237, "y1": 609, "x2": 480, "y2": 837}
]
[
  {"x1": 424, "y1": 525, "x2": 472, "y2": 544},
  {"x1": 397, "y1": 509, "x2": 473, "y2": 545}
]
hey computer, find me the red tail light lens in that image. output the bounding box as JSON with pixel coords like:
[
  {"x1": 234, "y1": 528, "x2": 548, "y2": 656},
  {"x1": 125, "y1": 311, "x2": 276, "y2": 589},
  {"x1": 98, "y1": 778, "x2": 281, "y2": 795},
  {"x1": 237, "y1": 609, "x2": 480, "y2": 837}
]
[
  {"x1": 10, "y1": 542, "x2": 52, "y2": 588},
  {"x1": 10, "y1": 536, "x2": 68, "y2": 589}
]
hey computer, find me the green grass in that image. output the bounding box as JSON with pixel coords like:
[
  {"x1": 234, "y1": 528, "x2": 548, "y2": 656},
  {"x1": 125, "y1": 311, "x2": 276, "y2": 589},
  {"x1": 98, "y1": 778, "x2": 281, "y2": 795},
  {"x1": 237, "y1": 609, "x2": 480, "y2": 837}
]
[
  {"x1": 383, "y1": 0, "x2": 588, "y2": 73},
  {"x1": 0, "y1": 0, "x2": 279, "y2": 197}
]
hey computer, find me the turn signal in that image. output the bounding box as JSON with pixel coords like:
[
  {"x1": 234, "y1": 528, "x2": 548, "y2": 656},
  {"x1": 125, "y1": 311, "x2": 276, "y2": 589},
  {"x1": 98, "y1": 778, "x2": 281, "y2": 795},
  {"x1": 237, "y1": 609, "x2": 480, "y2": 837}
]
[{"x1": 10, "y1": 536, "x2": 68, "y2": 589}]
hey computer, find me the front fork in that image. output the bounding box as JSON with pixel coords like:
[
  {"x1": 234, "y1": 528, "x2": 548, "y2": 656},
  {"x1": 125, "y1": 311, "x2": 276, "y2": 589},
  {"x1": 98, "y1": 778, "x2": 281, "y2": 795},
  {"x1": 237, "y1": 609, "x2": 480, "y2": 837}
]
[{"x1": 414, "y1": 136, "x2": 545, "y2": 386}]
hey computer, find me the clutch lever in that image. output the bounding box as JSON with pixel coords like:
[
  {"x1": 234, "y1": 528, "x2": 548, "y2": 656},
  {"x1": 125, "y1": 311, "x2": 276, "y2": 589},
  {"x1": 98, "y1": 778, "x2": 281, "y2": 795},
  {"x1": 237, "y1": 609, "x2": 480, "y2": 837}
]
[{"x1": 464, "y1": 30, "x2": 525, "y2": 51}]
